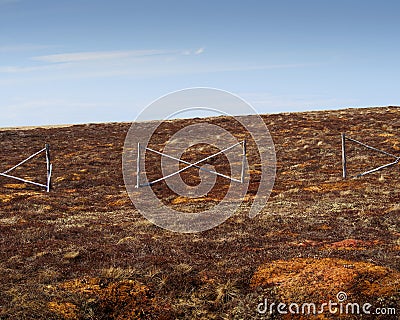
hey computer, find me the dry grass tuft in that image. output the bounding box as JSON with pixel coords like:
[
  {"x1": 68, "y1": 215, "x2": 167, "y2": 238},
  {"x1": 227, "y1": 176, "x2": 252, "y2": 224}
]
[
  {"x1": 63, "y1": 251, "x2": 80, "y2": 260},
  {"x1": 101, "y1": 266, "x2": 136, "y2": 280},
  {"x1": 214, "y1": 280, "x2": 240, "y2": 305},
  {"x1": 174, "y1": 263, "x2": 193, "y2": 274}
]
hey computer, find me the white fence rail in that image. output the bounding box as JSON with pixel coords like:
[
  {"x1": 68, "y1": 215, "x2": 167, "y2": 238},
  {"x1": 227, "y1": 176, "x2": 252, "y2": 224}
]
[
  {"x1": 136, "y1": 140, "x2": 247, "y2": 188},
  {"x1": 341, "y1": 133, "x2": 399, "y2": 178},
  {"x1": 0, "y1": 144, "x2": 52, "y2": 192}
]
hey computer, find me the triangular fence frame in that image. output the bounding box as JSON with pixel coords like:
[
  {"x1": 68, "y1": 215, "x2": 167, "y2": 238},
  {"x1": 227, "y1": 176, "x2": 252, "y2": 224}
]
[
  {"x1": 341, "y1": 133, "x2": 400, "y2": 178},
  {"x1": 0, "y1": 144, "x2": 52, "y2": 192},
  {"x1": 136, "y1": 140, "x2": 247, "y2": 188}
]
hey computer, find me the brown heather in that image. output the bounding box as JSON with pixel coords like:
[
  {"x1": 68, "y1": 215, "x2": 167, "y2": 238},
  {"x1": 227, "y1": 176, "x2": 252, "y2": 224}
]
[{"x1": 0, "y1": 106, "x2": 399, "y2": 319}]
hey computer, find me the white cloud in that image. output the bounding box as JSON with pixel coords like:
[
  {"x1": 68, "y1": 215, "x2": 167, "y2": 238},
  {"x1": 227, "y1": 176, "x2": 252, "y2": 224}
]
[
  {"x1": 0, "y1": 44, "x2": 58, "y2": 53},
  {"x1": 0, "y1": 60, "x2": 310, "y2": 79},
  {"x1": 0, "y1": 63, "x2": 68, "y2": 74},
  {"x1": 32, "y1": 49, "x2": 174, "y2": 63},
  {"x1": 194, "y1": 47, "x2": 205, "y2": 55},
  {"x1": 0, "y1": 45, "x2": 313, "y2": 81},
  {"x1": 181, "y1": 47, "x2": 205, "y2": 56},
  {"x1": 0, "y1": 47, "x2": 209, "y2": 76}
]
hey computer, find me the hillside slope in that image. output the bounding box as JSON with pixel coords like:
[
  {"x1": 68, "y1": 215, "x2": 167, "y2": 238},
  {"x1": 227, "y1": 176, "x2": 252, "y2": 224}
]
[{"x1": 0, "y1": 106, "x2": 399, "y2": 319}]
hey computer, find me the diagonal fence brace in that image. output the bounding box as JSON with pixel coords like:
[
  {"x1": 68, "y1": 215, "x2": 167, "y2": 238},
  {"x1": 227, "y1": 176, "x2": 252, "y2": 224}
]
[
  {"x1": 136, "y1": 140, "x2": 246, "y2": 188},
  {"x1": 0, "y1": 144, "x2": 52, "y2": 192},
  {"x1": 341, "y1": 133, "x2": 400, "y2": 178}
]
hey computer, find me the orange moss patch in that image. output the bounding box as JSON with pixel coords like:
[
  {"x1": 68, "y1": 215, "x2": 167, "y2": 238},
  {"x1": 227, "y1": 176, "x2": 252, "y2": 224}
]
[
  {"x1": 251, "y1": 258, "x2": 400, "y2": 303},
  {"x1": 171, "y1": 195, "x2": 220, "y2": 205},
  {"x1": 56, "y1": 277, "x2": 172, "y2": 319},
  {"x1": 3, "y1": 183, "x2": 27, "y2": 189},
  {"x1": 382, "y1": 137, "x2": 400, "y2": 150},
  {"x1": 60, "y1": 277, "x2": 103, "y2": 295},
  {"x1": 48, "y1": 302, "x2": 79, "y2": 320},
  {"x1": 64, "y1": 188, "x2": 77, "y2": 193},
  {"x1": 324, "y1": 239, "x2": 381, "y2": 250},
  {"x1": 71, "y1": 173, "x2": 81, "y2": 181},
  {"x1": 267, "y1": 229, "x2": 299, "y2": 239},
  {"x1": 0, "y1": 194, "x2": 14, "y2": 203},
  {"x1": 108, "y1": 198, "x2": 131, "y2": 206},
  {"x1": 378, "y1": 133, "x2": 395, "y2": 137},
  {"x1": 317, "y1": 224, "x2": 332, "y2": 231},
  {"x1": 243, "y1": 193, "x2": 257, "y2": 202},
  {"x1": 0, "y1": 191, "x2": 41, "y2": 202},
  {"x1": 248, "y1": 169, "x2": 262, "y2": 175},
  {"x1": 97, "y1": 280, "x2": 158, "y2": 319}
]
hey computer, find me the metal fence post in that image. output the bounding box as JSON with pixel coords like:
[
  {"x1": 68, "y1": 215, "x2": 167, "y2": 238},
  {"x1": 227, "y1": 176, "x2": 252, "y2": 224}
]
[
  {"x1": 45, "y1": 144, "x2": 52, "y2": 192},
  {"x1": 136, "y1": 141, "x2": 246, "y2": 187},
  {"x1": 341, "y1": 134, "x2": 399, "y2": 178},
  {"x1": 341, "y1": 133, "x2": 347, "y2": 179},
  {"x1": 241, "y1": 140, "x2": 247, "y2": 183},
  {"x1": 136, "y1": 142, "x2": 141, "y2": 188},
  {"x1": 0, "y1": 143, "x2": 52, "y2": 192}
]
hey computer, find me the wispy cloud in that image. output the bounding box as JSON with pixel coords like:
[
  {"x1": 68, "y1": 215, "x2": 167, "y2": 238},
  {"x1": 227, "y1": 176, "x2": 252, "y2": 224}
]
[
  {"x1": 194, "y1": 47, "x2": 205, "y2": 55},
  {"x1": 182, "y1": 47, "x2": 205, "y2": 55},
  {"x1": 0, "y1": 63, "x2": 68, "y2": 74},
  {"x1": 0, "y1": 46, "x2": 311, "y2": 80},
  {"x1": 32, "y1": 49, "x2": 175, "y2": 63},
  {"x1": 0, "y1": 44, "x2": 58, "y2": 53},
  {"x1": 0, "y1": 47, "x2": 207, "y2": 76}
]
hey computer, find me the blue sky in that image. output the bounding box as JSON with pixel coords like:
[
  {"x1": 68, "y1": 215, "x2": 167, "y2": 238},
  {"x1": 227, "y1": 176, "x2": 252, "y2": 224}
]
[{"x1": 0, "y1": 0, "x2": 399, "y2": 127}]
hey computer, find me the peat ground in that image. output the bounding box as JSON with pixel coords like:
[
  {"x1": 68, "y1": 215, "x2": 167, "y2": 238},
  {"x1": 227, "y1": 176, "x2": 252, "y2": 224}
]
[{"x1": 0, "y1": 106, "x2": 399, "y2": 319}]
